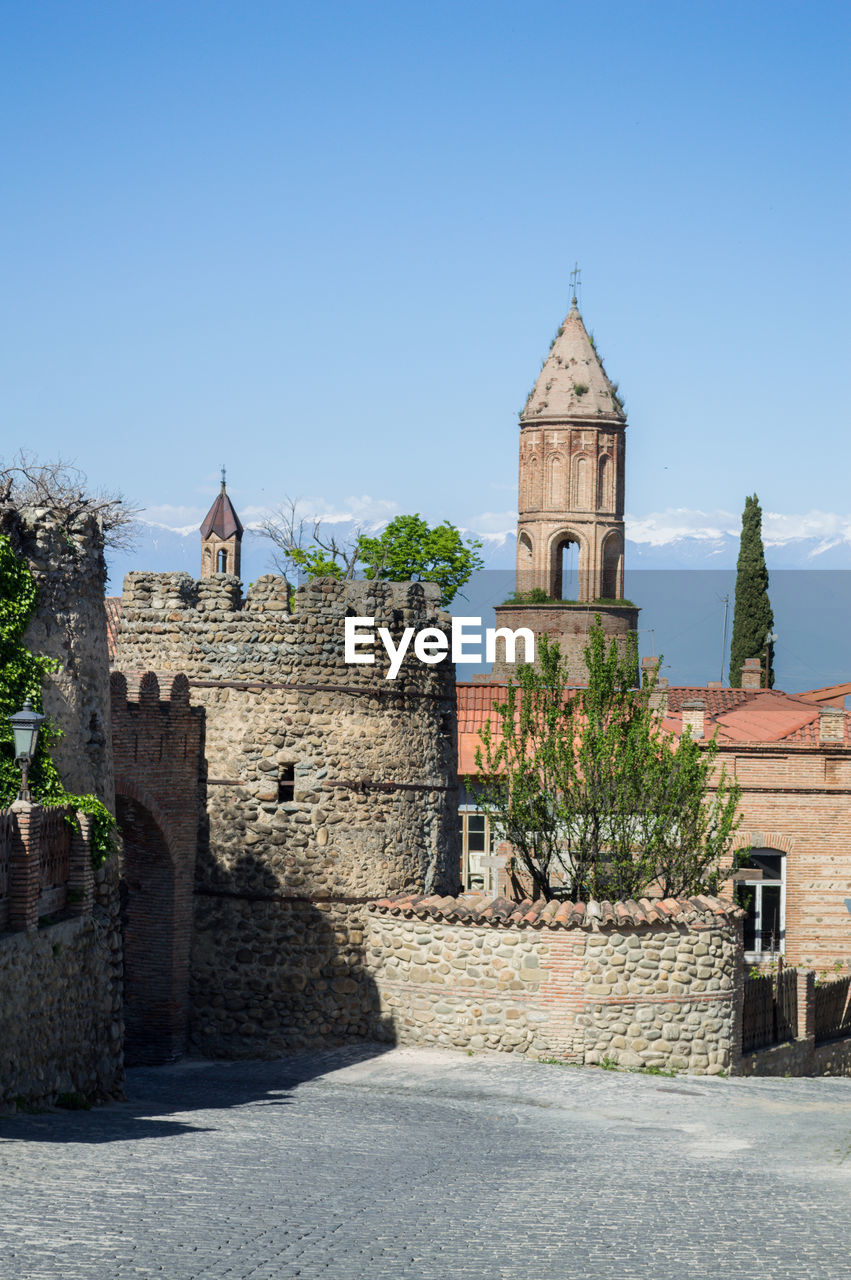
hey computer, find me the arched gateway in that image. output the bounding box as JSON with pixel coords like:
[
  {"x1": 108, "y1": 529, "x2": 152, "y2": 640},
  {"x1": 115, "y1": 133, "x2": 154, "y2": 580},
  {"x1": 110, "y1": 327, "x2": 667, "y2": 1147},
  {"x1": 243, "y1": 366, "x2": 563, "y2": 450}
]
[{"x1": 111, "y1": 672, "x2": 204, "y2": 1065}]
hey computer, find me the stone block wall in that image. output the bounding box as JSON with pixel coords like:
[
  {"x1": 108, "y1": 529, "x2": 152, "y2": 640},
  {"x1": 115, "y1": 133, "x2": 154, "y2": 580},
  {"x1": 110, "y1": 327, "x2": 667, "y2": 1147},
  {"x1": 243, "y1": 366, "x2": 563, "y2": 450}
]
[
  {"x1": 0, "y1": 502, "x2": 115, "y2": 809},
  {"x1": 364, "y1": 893, "x2": 742, "y2": 1076},
  {"x1": 190, "y1": 898, "x2": 375, "y2": 1057},
  {"x1": 113, "y1": 572, "x2": 459, "y2": 1055},
  {"x1": 0, "y1": 859, "x2": 123, "y2": 1110}
]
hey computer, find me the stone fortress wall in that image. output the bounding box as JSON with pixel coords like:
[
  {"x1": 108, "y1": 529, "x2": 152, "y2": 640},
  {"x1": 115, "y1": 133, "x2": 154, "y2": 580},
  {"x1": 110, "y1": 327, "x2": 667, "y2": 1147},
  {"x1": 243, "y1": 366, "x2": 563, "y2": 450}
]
[
  {"x1": 112, "y1": 571, "x2": 460, "y2": 1056},
  {"x1": 0, "y1": 501, "x2": 123, "y2": 1108}
]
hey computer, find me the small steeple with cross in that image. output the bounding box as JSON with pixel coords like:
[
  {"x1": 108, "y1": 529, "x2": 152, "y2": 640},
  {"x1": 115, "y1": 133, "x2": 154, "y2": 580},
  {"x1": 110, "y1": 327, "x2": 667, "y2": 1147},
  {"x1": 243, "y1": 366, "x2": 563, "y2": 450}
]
[{"x1": 570, "y1": 262, "x2": 582, "y2": 307}]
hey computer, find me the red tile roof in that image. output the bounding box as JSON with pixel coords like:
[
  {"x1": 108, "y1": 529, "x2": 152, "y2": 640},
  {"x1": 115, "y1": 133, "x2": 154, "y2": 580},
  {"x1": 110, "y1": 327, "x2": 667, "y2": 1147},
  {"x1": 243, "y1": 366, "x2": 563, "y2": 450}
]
[
  {"x1": 457, "y1": 681, "x2": 851, "y2": 767},
  {"x1": 368, "y1": 891, "x2": 740, "y2": 929},
  {"x1": 665, "y1": 687, "x2": 753, "y2": 716},
  {"x1": 797, "y1": 681, "x2": 851, "y2": 708},
  {"x1": 711, "y1": 692, "x2": 826, "y2": 743}
]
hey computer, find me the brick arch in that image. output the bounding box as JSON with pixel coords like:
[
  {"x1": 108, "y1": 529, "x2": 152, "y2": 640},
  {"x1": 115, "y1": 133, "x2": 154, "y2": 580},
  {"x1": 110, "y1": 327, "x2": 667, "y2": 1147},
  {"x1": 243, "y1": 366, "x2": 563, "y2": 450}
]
[
  {"x1": 548, "y1": 528, "x2": 587, "y2": 600},
  {"x1": 734, "y1": 831, "x2": 795, "y2": 855},
  {"x1": 114, "y1": 774, "x2": 177, "y2": 861},
  {"x1": 111, "y1": 672, "x2": 204, "y2": 1065}
]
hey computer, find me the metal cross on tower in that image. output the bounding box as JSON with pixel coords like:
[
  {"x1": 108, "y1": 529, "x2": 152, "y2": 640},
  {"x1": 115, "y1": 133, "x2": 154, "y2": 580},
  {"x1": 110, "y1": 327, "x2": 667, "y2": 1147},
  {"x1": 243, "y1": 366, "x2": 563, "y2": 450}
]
[{"x1": 570, "y1": 262, "x2": 582, "y2": 304}]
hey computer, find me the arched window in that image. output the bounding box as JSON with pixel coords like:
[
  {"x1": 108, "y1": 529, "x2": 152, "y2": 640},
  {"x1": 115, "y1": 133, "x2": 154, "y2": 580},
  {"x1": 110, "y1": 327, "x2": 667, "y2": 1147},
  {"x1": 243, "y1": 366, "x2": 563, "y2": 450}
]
[
  {"x1": 517, "y1": 532, "x2": 534, "y2": 591},
  {"x1": 734, "y1": 849, "x2": 786, "y2": 958},
  {"x1": 545, "y1": 454, "x2": 564, "y2": 509},
  {"x1": 571, "y1": 455, "x2": 590, "y2": 510},
  {"x1": 550, "y1": 533, "x2": 581, "y2": 600},
  {"x1": 217, "y1": 548, "x2": 228, "y2": 573},
  {"x1": 600, "y1": 532, "x2": 623, "y2": 600},
  {"x1": 597, "y1": 454, "x2": 612, "y2": 511},
  {"x1": 522, "y1": 452, "x2": 541, "y2": 510}
]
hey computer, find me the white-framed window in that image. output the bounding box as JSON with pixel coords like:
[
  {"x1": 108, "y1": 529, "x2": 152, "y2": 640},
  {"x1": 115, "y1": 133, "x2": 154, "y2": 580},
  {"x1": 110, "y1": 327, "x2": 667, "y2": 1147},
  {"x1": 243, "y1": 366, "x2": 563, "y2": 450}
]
[
  {"x1": 458, "y1": 810, "x2": 497, "y2": 891},
  {"x1": 458, "y1": 781, "x2": 498, "y2": 892},
  {"x1": 734, "y1": 848, "x2": 785, "y2": 958}
]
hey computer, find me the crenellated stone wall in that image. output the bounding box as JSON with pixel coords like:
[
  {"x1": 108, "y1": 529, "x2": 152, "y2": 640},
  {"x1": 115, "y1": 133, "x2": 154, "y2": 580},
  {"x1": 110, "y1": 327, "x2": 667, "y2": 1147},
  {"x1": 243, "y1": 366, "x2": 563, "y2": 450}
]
[{"x1": 113, "y1": 572, "x2": 459, "y2": 1055}]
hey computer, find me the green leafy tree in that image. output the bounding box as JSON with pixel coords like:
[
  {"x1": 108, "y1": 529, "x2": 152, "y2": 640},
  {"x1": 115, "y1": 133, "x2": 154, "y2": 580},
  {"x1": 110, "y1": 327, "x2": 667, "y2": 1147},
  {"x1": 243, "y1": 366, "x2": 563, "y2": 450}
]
[
  {"x1": 475, "y1": 623, "x2": 741, "y2": 902},
  {"x1": 0, "y1": 533, "x2": 114, "y2": 860},
  {"x1": 358, "y1": 514, "x2": 484, "y2": 606},
  {"x1": 729, "y1": 494, "x2": 774, "y2": 688}
]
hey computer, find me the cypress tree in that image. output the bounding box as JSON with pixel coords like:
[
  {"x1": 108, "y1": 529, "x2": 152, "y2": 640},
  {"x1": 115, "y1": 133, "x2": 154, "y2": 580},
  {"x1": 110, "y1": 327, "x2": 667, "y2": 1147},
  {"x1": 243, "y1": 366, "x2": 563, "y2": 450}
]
[{"x1": 729, "y1": 494, "x2": 774, "y2": 688}]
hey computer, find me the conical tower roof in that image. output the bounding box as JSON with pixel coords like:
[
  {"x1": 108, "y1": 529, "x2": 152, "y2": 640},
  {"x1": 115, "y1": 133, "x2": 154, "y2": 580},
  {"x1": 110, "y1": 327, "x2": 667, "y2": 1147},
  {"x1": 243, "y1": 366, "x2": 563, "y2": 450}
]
[
  {"x1": 520, "y1": 301, "x2": 625, "y2": 424},
  {"x1": 200, "y1": 478, "x2": 244, "y2": 539}
]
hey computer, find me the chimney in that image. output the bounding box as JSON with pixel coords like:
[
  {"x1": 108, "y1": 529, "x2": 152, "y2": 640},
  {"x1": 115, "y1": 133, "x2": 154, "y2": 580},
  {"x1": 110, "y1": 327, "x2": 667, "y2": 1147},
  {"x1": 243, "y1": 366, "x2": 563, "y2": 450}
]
[
  {"x1": 707, "y1": 680, "x2": 723, "y2": 690},
  {"x1": 649, "y1": 686, "x2": 668, "y2": 718},
  {"x1": 819, "y1": 707, "x2": 845, "y2": 744},
  {"x1": 681, "y1": 699, "x2": 705, "y2": 739},
  {"x1": 641, "y1": 656, "x2": 660, "y2": 686},
  {"x1": 741, "y1": 658, "x2": 762, "y2": 690}
]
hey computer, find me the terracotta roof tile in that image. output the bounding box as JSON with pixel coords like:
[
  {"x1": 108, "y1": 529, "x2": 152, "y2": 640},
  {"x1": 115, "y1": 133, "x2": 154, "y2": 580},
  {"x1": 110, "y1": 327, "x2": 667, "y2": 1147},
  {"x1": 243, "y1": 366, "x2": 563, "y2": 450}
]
[
  {"x1": 369, "y1": 892, "x2": 740, "y2": 929},
  {"x1": 459, "y1": 683, "x2": 851, "y2": 761}
]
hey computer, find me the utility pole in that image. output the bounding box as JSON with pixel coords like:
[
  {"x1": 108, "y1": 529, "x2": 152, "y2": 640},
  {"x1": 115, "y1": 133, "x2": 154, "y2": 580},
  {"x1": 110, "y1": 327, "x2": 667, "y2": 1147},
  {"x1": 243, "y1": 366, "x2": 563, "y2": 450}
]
[{"x1": 719, "y1": 594, "x2": 730, "y2": 685}]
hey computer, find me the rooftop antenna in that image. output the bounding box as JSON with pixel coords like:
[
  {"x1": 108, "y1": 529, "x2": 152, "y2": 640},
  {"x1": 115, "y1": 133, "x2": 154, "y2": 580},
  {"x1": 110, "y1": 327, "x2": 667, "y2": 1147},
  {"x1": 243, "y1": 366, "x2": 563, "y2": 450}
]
[{"x1": 570, "y1": 262, "x2": 582, "y2": 308}]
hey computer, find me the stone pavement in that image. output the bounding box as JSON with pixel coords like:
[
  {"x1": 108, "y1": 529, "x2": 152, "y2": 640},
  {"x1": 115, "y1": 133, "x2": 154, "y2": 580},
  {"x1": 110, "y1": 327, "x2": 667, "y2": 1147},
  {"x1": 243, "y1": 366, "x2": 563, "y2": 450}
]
[{"x1": 0, "y1": 1045, "x2": 849, "y2": 1280}]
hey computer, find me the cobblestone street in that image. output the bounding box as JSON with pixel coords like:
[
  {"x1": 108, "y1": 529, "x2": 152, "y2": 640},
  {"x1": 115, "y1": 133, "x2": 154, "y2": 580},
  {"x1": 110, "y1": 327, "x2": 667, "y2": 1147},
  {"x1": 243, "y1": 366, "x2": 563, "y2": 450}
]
[{"x1": 1, "y1": 1046, "x2": 849, "y2": 1280}]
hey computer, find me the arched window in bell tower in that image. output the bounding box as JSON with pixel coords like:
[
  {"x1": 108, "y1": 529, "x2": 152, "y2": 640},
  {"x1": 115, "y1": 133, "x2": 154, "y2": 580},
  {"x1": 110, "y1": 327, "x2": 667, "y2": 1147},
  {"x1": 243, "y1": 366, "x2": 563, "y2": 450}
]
[
  {"x1": 517, "y1": 532, "x2": 534, "y2": 592},
  {"x1": 217, "y1": 548, "x2": 228, "y2": 573},
  {"x1": 545, "y1": 453, "x2": 564, "y2": 509},
  {"x1": 550, "y1": 532, "x2": 582, "y2": 601},
  {"x1": 571, "y1": 454, "x2": 591, "y2": 510},
  {"x1": 601, "y1": 532, "x2": 623, "y2": 600},
  {"x1": 597, "y1": 454, "x2": 612, "y2": 512}
]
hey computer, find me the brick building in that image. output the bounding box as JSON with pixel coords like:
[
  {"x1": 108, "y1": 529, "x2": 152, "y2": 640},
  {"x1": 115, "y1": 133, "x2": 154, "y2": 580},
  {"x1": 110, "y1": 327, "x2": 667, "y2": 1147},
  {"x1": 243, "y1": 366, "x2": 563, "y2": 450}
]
[{"x1": 456, "y1": 677, "x2": 851, "y2": 973}]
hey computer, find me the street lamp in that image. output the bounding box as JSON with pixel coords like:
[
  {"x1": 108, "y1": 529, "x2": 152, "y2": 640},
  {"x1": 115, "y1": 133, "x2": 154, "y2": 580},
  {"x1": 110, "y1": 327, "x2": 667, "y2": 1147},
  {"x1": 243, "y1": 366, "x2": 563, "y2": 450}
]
[{"x1": 7, "y1": 698, "x2": 45, "y2": 801}]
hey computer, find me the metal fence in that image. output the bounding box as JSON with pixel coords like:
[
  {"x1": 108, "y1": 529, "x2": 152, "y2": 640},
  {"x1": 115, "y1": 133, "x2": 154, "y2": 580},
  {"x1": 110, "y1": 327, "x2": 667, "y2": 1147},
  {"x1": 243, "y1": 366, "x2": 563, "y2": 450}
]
[{"x1": 814, "y1": 976, "x2": 851, "y2": 1045}]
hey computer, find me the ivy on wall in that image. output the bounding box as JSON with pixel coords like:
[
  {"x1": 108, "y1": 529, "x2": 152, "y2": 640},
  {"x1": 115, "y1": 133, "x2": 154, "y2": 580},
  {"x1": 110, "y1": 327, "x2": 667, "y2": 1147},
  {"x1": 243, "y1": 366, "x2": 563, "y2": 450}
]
[{"x1": 0, "y1": 533, "x2": 115, "y2": 863}]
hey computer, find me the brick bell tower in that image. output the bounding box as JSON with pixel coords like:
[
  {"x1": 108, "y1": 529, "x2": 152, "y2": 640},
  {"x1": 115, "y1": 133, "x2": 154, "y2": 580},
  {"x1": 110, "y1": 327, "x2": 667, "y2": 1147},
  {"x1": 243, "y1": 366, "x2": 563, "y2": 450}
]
[
  {"x1": 490, "y1": 295, "x2": 639, "y2": 682},
  {"x1": 200, "y1": 467, "x2": 243, "y2": 579}
]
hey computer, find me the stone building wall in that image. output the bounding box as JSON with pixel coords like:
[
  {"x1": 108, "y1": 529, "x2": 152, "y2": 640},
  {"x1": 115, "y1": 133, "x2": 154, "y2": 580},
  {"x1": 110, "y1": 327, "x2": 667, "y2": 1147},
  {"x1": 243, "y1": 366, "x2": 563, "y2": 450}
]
[
  {"x1": 0, "y1": 859, "x2": 123, "y2": 1110},
  {"x1": 0, "y1": 500, "x2": 123, "y2": 1107},
  {"x1": 0, "y1": 502, "x2": 115, "y2": 809},
  {"x1": 112, "y1": 572, "x2": 459, "y2": 1055},
  {"x1": 364, "y1": 893, "x2": 742, "y2": 1076}
]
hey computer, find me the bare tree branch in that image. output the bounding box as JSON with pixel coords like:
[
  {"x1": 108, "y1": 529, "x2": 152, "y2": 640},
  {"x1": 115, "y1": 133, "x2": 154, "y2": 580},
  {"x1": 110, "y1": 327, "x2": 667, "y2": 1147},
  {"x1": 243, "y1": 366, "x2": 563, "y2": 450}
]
[
  {"x1": 0, "y1": 451, "x2": 139, "y2": 549},
  {"x1": 259, "y1": 496, "x2": 363, "y2": 580}
]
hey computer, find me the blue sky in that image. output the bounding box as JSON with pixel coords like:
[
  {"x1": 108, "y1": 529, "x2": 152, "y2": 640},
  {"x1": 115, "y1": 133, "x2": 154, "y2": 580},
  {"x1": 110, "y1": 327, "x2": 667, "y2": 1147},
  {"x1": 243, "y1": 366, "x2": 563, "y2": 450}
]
[{"x1": 2, "y1": 1, "x2": 849, "y2": 560}]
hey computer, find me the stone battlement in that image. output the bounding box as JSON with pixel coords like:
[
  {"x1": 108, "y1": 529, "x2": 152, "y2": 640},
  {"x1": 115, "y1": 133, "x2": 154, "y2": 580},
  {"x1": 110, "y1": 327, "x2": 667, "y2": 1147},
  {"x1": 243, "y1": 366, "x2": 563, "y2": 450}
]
[
  {"x1": 121, "y1": 570, "x2": 442, "y2": 617},
  {"x1": 116, "y1": 573, "x2": 450, "y2": 684}
]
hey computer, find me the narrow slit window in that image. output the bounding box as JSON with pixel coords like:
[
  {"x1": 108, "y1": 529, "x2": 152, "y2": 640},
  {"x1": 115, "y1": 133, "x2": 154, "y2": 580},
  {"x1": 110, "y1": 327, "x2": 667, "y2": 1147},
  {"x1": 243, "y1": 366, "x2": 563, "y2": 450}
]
[{"x1": 277, "y1": 764, "x2": 295, "y2": 803}]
